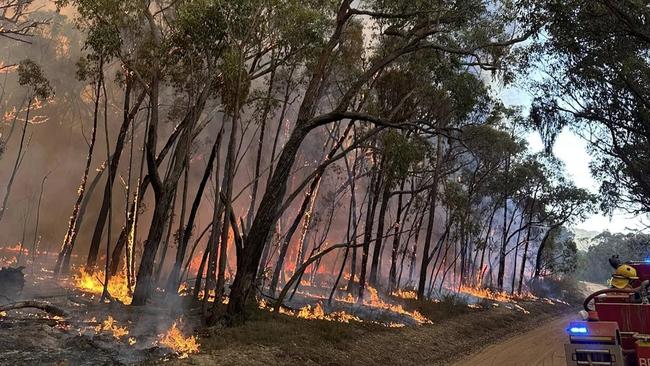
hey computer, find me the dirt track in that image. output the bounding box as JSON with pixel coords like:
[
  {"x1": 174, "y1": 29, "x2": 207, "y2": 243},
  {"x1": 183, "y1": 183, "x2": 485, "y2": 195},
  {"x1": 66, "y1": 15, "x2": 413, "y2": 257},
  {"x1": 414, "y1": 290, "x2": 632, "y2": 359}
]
[{"x1": 454, "y1": 314, "x2": 576, "y2": 366}]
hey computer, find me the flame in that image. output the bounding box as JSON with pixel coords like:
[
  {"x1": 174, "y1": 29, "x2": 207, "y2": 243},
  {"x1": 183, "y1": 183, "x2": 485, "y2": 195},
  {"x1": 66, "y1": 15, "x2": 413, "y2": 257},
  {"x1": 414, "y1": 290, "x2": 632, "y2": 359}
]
[
  {"x1": 158, "y1": 320, "x2": 199, "y2": 358},
  {"x1": 296, "y1": 303, "x2": 362, "y2": 323},
  {"x1": 128, "y1": 337, "x2": 137, "y2": 345},
  {"x1": 457, "y1": 285, "x2": 536, "y2": 303},
  {"x1": 95, "y1": 316, "x2": 129, "y2": 339},
  {"x1": 392, "y1": 289, "x2": 417, "y2": 300},
  {"x1": 74, "y1": 269, "x2": 132, "y2": 304},
  {"x1": 362, "y1": 286, "x2": 431, "y2": 325},
  {"x1": 258, "y1": 299, "x2": 362, "y2": 323}
]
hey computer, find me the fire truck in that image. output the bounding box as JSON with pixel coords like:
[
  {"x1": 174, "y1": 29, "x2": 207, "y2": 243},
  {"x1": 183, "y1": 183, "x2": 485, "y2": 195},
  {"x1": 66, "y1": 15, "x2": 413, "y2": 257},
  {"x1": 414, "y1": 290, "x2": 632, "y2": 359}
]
[{"x1": 565, "y1": 258, "x2": 650, "y2": 366}]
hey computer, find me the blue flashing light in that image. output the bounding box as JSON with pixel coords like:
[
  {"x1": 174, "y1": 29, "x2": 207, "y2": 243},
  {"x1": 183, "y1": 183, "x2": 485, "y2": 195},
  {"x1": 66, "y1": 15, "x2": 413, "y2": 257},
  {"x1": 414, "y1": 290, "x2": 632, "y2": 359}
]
[{"x1": 569, "y1": 327, "x2": 588, "y2": 334}]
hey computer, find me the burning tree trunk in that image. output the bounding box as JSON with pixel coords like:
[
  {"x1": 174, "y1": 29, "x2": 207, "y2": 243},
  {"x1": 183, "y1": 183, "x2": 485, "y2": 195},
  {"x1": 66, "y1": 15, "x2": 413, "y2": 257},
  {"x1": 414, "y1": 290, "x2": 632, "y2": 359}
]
[{"x1": 54, "y1": 56, "x2": 104, "y2": 276}]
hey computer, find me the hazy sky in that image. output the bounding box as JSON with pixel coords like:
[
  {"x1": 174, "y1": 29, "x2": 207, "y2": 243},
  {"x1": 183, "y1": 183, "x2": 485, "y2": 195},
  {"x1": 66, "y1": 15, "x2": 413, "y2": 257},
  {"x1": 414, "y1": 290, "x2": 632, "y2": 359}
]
[{"x1": 500, "y1": 87, "x2": 647, "y2": 234}]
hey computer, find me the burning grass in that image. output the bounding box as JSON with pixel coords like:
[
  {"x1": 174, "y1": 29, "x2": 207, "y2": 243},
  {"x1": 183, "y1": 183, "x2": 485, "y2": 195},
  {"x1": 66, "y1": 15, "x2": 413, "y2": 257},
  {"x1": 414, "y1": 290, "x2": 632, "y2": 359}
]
[
  {"x1": 271, "y1": 285, "x2": 432, "y2": 326},
  {"x1": 456, "y1": 285, "x2": 537, "y2": 304},
  {"x1": 95, "y1": 315, "x2": 129, "y2": 339},
  {"x1": 259, "y1": 299, "x2": 363, "y2": 324},
  {"x1": 157, "y1": 320, "x2": 200, "y2": 359}
]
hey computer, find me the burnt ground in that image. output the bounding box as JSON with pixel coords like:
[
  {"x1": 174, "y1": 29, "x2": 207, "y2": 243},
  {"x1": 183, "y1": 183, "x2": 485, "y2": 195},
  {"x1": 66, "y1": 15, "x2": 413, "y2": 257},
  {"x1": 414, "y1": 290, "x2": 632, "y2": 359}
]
[
  {"x1": 156, "y1": 299, "x2": 574, "y2": 366},
  {"x1": 0, "y1": 271, "x2": 198, "y2": 366}
]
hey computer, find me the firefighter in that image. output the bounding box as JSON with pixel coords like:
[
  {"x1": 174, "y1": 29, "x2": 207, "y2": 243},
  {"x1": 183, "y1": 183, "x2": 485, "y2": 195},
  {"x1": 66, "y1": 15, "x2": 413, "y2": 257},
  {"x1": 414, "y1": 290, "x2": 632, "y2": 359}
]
[{"x1": 610, "y1": 264, "x2": 639, "y2": 289}]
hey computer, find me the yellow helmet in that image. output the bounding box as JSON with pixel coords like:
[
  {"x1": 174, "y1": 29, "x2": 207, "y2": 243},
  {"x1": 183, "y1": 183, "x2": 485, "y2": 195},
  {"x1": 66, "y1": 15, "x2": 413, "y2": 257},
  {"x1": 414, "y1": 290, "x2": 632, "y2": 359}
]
[{"x1": 610, "y1": 264, "x2": 639, "y2": 289}]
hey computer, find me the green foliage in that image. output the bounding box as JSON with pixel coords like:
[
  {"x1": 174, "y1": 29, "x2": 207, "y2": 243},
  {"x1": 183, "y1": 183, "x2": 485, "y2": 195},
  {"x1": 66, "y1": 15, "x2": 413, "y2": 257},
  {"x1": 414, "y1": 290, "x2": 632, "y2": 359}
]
[
  {"x1": 528, "y1": 0, "x2": 650, "y2": 214},
  {"x1": 17, "y1": 59, "x2": 53, "y2": 99},
  {"x1": 379, "y1": 130, "x2": 427, "y2": 187},
  {"x1": 85, "y1": 22, "x2": 121, "y2": 57},
  {"x1": 220, "y1": 48, "x2": 251, "y2": 113}
]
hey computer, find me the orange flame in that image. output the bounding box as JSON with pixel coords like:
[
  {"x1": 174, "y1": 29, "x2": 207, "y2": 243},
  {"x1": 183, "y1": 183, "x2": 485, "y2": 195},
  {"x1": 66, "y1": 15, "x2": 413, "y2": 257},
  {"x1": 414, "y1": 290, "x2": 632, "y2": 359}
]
[
  {"x1": 95, "y1": 316, "x2": 129, "y2": 339},
  {"x1": 392, "y1": 289, "x2": 418, "y2": 300},
  {"x1": 457, "y1": 285, "x2": 536, "y2": 303},
  {"x1": 74, "y1": 269, "x2": 132, "y2": 304},
  {"x1": 158, "y1": 320, "x2": 199, "y2": 358}
]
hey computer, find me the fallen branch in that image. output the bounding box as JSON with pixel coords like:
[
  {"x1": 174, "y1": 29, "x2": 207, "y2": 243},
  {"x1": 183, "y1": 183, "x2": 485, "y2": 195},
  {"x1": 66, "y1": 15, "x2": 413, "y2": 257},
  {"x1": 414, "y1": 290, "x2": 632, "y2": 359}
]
[{"x1": 0, "y1": 300, "x2": 68, "y2": 317}]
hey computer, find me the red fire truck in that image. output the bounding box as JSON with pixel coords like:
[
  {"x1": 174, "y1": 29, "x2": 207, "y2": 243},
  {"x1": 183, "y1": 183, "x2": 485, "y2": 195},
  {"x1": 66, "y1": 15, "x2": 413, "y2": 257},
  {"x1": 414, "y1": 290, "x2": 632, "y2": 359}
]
[{"x1": 565, "y1": 259, "x2": 650, "y2": 366}]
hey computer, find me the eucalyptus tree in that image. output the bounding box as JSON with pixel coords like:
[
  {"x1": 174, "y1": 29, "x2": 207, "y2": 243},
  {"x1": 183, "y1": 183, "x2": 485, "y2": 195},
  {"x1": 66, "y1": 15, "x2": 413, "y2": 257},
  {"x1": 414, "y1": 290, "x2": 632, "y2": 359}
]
[{"x1": 225, "y1": 0, "x2": 540, "y2": 322}]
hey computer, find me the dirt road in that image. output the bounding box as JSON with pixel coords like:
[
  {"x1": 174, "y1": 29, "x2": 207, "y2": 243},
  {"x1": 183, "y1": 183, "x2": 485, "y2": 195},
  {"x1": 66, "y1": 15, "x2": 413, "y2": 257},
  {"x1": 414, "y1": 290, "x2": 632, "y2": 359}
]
[{"x1": 454, "y1": 314, "x2": 576, "y2": 366}]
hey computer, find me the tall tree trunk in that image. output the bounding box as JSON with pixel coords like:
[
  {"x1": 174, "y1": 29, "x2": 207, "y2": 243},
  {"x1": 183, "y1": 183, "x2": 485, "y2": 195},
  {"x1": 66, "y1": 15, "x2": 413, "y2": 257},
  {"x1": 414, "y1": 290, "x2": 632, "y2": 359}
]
[
  {"x1": 496, "y1": 156, "x2": 510, "y2": 290},
  {"x1": 54, "y1": 57, "x2": 103, "y2": 275},
  {"x1": 155, "y1": 186, "x2": 178, "y2": 283},
  {"x1": 509, "y1": 213, "x2": 525, "y2": 293},
  {"x1": 417, "y1": 135, "x2": 442, "y2": 300},
  {"x1": 369, "y1": 184, "x2": 390, "y2": 286},
  {"x1": 247, "y1": 65, "x2": 276, "y2": 231},
  {"x1": 345, "y1": 148, "x2": 359, "y2": 291},
  {"x1": 225, "y1": 1, "x2": 355, "y2": 322},
  {"x1": 358, "y1": 161, "x2": 381, "y2": 301},
  {"x1": 517, "y1": 189, "x2": 538, "y2": 294},
  {"x1": 86, "y1": 82, "x2": 144, "y2": 270},
  {"x1": 214, "y1": 113, "x2": 239, "y2": 306},
  {"x1": 0, "y1": 96, "x2": 31, "y2": 225},
  {"x1": 199, "y1": 146, "x2": 223, "y2": 308},
  {"x1": 131, "y1": 85, "x2": 207, "y2": 305},
  {"x1": 30, "y1": 172, "x2": 48, "y2": 272},
  {"x1": 225, "y1": 125, "x2": 309, "y2": 323},
  {"x1": 388, "y1": 180, "x2": 405, "y2": 292},
  {"x1": 166, "y1": 131, "x2": 221, "y2": 293},
  {"x1": 533, "y1": 224, "x2": 560, "y2": 278}
]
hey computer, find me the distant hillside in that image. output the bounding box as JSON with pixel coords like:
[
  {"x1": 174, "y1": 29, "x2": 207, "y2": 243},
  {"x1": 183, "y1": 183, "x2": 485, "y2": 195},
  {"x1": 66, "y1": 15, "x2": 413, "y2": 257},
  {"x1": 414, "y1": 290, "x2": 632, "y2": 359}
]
[{"x1": 572, "y1": 228, "x2": 601, "y2": 251}]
